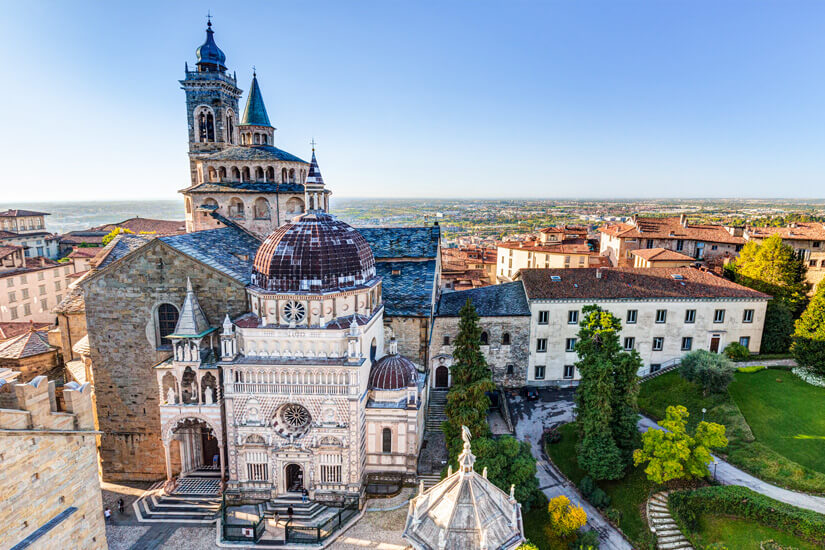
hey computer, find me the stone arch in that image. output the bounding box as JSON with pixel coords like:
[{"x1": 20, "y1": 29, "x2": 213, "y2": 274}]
[
  {"x1": 201, "y1": 372, "x2": 217, "y2": 404},
  {"x1": 155, "y1": 303, "x2": 179, "y2": 348},
  {"x1": 254, "y1": 197, "x2": 270, "y2": 220},
  {"x1": 225, "y1": 109, "x2": 236, "y2": 144},
  {"x1": 255, "y1": 166, "x2": 265, "y2": 181},
  {"x1": 480, "y1": 331, "x2": 489, "y2": 346},
  {"x1": 185, "y1": 197, "x2": 192, "y2": 215},
  {"x1": 242, "y1": 166, "x2": 251, "y2": 182},
  {"x1": 218, "y1": 166, "x2": 227, "y2": 181},
  {"x1": 245, "y1": 434, "x2": 266, "y2": 446},
  {"x1": 181, "y1": 366, "x2": 198, "y2": 404},
  {"x1": 231, "y1": 167, "x2": 241, "y2": 181},
  {"x1": 193, "y1": 105, "x2": 215, "y2": 143},
  {"x1": 208, "y1": 166, "x2": 218, "y2": 182},
  {"x1": 162, "y1": 371, "x2": 178, "y2": 404},
  {"x1": 229, "y1": 197, "x2": 245, "y2": 218},
  {"x1": 288, "y1": 168, "x2": 296, "y2": 182},
  {"x1": 266, "y1": 166, "x2": 275, "y2": 181},
  {"x1": 203, "y1": 197, "x2": 218, "y2": 209},
  {"x1": 281, "y1": 167, "x2": 288, "y2": 182},
  {"x1": 286, "y1": 197, "x2": 304, "y2": 214}
]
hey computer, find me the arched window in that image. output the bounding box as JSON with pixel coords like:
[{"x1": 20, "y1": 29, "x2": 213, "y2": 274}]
[
  {"x1": 370, "y1": 338, "x2": 377, "y2": 362},
  {"x1": 288, "y1": 168, "x2": 296, "y2": 183},
  {"x1": 254, "y1": 198, "x2": 270, "y2": 220},
  {"x1": 382, "y1": 428, "x2": 392, "y2": 454},
  {"x1": 185, "y1": 198, "x2": 192, "y2": 214},
  {"x1": 266, "y1": 166, "x2": 275, "y2": 181},
  {"x1": 242, "y1": 167, "x2": 250, "y2": 182},
  {"x1": 231, "y1": 167, "x2": 241, "y2": 181},
  {"x1": 218, "y1": 167, "x2": 227, "y2": 181},
  {"x1": 229, "y1": 197, "x2": 245, "y2": 219},
  {"x1": 255, "y1": 167, "x2": 265, "y2": 181},
  {"x1": 286, "y1": 197, "x2": 304, "y2": 214},
  {"x1": 208, "y1": 167, "x2": 218, "y2": 182},
  {"x1": 254, "y1": 133, "x2": 260, "y2": 145},
  {"x1": 480, "y1": 331, "x2": 489, "y2": 346},
  {"x1": 196, "y1": 107, "x2": 215, "y2": 142},
  {"x1": 506, "y1": 364, "x2": 514, "y2": 375},
  {"x1": 502, "y1": 332, "x2": 511, "y2": 346},
  {"x1": 225, "y1": 111, "x2": 235, "y2": 144},
  {"x1": 156, "y1": 304, "x2": 179, "y2": 348},
  {"x1": 443, "y1": 335, "x2": 450, "y2": 346},
  {"x1": 281, "y1": 168, "x2": 288, "y2": 182},
  {"x1": 203, "y1": 197, "x2": 218, "y2": 209}
]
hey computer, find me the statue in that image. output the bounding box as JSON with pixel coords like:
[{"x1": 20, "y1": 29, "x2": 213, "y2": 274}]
[
  {"x1": 204, "y1": 386, "x2": 214, "y2": 404},
  {"x1": 166, "y1": 387, "x2": 176, "y2": 405},
  {"x1": 461, "y1": 425, "x2": 472, "y2": 446},
  {"x1": 438, "y1": 528, "x2": 447, "y2": 550},
  {"x1": 190, "y1": 381, "x2": 198, "y2": 402}
]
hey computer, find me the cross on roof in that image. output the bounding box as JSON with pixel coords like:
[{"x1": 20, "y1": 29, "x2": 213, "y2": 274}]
[
  {"x1": 206, "y1": 10, "x2": 212, "y2": 24},
  {"x1": 310, "y1": 138, "x2": 317, "y2": 151}
]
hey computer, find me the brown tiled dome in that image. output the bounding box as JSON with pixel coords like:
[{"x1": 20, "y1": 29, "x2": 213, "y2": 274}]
[
  {"x1": 252, "y1": 212, "x2": 376, "y2": 293},
  {"x1": 369, "y1": 352, "x2": 417, "y2": 390}
]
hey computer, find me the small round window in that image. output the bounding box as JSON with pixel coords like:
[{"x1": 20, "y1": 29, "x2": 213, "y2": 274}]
[{"x1": 283, "y1": 300, "x2": 306, "y2": 324}]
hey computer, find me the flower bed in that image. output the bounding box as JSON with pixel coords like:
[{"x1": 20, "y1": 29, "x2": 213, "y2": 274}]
[{"x1": 793, "y1": 366, "x2": 825, "y2": 388}]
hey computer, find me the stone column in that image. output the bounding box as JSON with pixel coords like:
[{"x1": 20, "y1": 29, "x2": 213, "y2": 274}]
[
  {"x1": 219, "y1": 443, "x2": 226, "y2": 481},
  {"x1": 164, "y1": 441, "x2": 172, "y2": 481}
]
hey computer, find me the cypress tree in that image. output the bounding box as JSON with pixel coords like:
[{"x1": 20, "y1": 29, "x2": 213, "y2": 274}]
[{"x1": 443, "y1": 299, "x2": 494, "y2": 461}]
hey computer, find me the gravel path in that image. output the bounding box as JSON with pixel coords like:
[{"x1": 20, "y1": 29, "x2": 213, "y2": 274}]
[{"x1": 638, "y1": 415, "x2": 825, "y2": 514}]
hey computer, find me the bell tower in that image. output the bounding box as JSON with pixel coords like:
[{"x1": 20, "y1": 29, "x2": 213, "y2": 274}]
[{"x1": 180, "y1": 18, "x2": 243, "y2": 187}]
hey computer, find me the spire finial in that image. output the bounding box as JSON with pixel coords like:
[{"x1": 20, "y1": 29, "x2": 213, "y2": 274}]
[
  {"x1": 310, "y1": 138, "x2": 317, "y2": 152},
  {"x1": 252, "y1": 65, "x2": 256, "y2": 77},
  {"x1": 206, "y1": 10, "x2": 212, "y2": 27},
  {"x1": 186, "y1": 277, "x2": 193, "y2": 293}
]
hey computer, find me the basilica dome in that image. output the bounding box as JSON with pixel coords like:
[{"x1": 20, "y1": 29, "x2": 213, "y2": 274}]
[
  {"x1": 251, "y1": 212, "x2": 376, "y2": 293},
  {"x1": 368, "y1": 340, "x2": 417, "y2": 390}
]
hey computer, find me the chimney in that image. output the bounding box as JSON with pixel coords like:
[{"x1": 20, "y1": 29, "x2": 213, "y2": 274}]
[{"x1": 596, "y1": 268, "x2": 602, "y2": 279}]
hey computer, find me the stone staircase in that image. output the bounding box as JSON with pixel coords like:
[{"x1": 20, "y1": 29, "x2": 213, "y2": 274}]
[
  {"x1": 639, "y1": 358, "x2": 681, "y2": 383},
  {"x1": 647, "y1": 491, "x2": 692, "y2": 549},
  {"x1": 417, "y1": 474, "x2": 442, "y2": 491},
  {"x1": 257, "y1": 495, "x2": 337, "y2": 527},
  {"x1": 133, "y1": 481, "x2": 221, "y2": 523},
  {"x1": 426, "y1": 390, "x2": 448, "y2": 432}
]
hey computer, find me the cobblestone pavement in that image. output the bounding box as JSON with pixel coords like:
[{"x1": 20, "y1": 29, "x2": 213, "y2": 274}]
[
  {"x1": 510, "y1": 388, "x2": 634, "y2": 550},
  {"x1": 417, "y1": 430, "x2": 448, "y2": 475},
  {"x1": 366, "y1": 487, "x2": 415, "y2": 511},
  {"x1": 335, "y1": 507, "x2": 409, "y2": 550}
]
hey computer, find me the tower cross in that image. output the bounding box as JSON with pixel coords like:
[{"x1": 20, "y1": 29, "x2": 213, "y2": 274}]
[
  {"x1": 310, "y1": 138, "x2": 317, "y2": 151},
  {"x1": 206, "y1": 10, "x2": 212, "y2": 24}
]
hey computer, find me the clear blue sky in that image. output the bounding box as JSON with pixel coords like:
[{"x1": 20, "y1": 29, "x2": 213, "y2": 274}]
[{"x1": 2, "y1": 1, "x2": 824, "y2": 201}]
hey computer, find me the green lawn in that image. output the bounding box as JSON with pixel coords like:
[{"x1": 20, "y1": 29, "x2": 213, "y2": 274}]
[
  {"x1": 693, "y1": 514, "x2": 820, "y2": 550},
  {"x1": 545, "y1": 423, "x2": 657, "y2": 548},
  {"x1": 638, "y1": 370, "x2": 825, "y2": 494},
  {"x1": 728, "y1": 369, "x2": 825, "y2": 474}
]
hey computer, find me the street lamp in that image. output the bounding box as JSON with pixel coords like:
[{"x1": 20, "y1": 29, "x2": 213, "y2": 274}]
[{"x1": 702, "y1": 407, "x2": 707, "y2": 422}]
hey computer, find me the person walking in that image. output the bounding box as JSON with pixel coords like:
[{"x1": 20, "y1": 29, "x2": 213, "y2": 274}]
[
  {"x1": 117, "y1": 498, "x2": 125, "y2": 515},
  {"x1": 301, "y1": 488, "x2": 308, "y2": 503},
  {"x1": 287, "y1": 505, "x2": 294, "y2": 523},
  {"x1": 104, "y1": 507, "x2": 111, "y2": 522}
]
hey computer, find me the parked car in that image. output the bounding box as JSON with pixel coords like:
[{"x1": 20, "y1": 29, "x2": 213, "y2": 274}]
[{"x1": 522, "y1": 387, "x2": 539, "y2": 400}]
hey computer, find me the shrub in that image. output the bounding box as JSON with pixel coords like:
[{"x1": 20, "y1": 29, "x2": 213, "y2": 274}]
[
  {"x1": 545, "y1": 426, "x2": 562, "y2": 445},
  {"x1": 589, "y1": 487, "x2": 610, "y2": 509},
  {"x1": 736, "y1": 365, "x2": 766, "y2": 373},
  {"x1": 791, "y1": 283, "x2": 825, "y2": 375},
  {"x1": 517, "y1": 543, "x2": 539, "y2": 550},
  {"x1": 792, "y1": 366, "x2": 825, "y2": 388},
  {"x1": 578, "y1": 476, "x2": 595, "y2": 498},
  {"x1": 679, "y1": 350, "x2": 735, "y2": 394},
  {"x1": 604, "y1": 507, "x2": 621, "y2": 525},
  {"x1": 723, "y1": 342, "x2": 750, "y2": 361},
  {"x1": 570, "y1": 529, "x2": 600, "y2": 549},
  {"x1": 668, "y1": 485, "x2": 825, "y2": 545}
]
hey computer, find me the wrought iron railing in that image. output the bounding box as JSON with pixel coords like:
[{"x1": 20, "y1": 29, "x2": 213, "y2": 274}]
[{"x1": 283, "y1": 496, "x2": 359, "y2": 544}]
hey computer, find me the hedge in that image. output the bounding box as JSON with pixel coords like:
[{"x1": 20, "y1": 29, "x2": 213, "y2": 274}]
[
  {"x1": 736, "y1": 365, "x2": 766, "y2": 373},
  {"x1": 668, "y1": 485, "x2": 825, "y2": 545}
]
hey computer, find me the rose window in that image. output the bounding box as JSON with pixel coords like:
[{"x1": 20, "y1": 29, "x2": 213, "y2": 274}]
[
  {"x1": 283, "y1": 300, "x2": 306, "y2": 324},
  {"x1": 273, "y1": 403, "x2": 312, "y2": 438}
]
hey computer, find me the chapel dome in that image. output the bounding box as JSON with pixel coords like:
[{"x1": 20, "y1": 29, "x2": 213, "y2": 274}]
[
  {"x1": 369, "y1": 349, "x2": 417, "y2": 390},
  {"x1": 251, "y1": 212, "x2": 376, "y2": 293}
]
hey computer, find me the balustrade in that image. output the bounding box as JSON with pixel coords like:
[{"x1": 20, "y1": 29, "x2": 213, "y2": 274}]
[{"x1": 230, "y1": 382, "x2": 352, "y2": 395}]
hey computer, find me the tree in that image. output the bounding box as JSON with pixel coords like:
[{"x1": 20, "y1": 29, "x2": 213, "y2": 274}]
[
  {"x1": 443, "y1": 299, "x2": 494, "y2": 460},
  {"x1": 633, "y1": 405, "x2": 728, "y2": 484},
  {"x1": 102, "y1": 226, "x2": 135, "y2": 245},
  {"x1": 574, "y1": 305, "x2": 642, "y2": 479},
  {"x1": 546, "y1": 495, "x2": 587, "y2": 539},
  {"x1": 678, "y1": 350, "x2": 735, "y2": 395},
  {"x1": 791, "y1": 283, "x2": 825, "y2": 375},
  {"x1": 472, "y1": 435, "x2": 541, "y2": 511},
  {"x1": 761, "y1": 299, "x2": 794, "y2": 354},
  {"x1": 733, "y1": 235, "x2": 809, "y2": 315}
]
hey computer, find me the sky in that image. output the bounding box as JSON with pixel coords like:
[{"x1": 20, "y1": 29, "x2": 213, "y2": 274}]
[{"x1": 1, "y1": 1, "x2": 824, "y2": 201}]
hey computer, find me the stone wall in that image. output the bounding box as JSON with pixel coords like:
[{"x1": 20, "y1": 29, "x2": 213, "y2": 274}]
[
  {"x1": 55, "y1": 310, "x2": 87, "y2": 362},
  {"x1": 385, "y1": 316, "x2": 429, "y2": 369},
  {"x1": 429, "y1": 315, "x2": 530, "y2": 388},
  {"x1": 0, "y1": 378, "x2": 107, "y2": 549},
  {"x1": 82, "y1": 240, "x2": 249, "y2": 481},
  {"x1": 0, "y1": 350, "x2": 59, "y2": 382}
]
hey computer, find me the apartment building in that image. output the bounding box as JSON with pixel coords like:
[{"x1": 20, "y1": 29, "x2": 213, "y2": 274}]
[
  {"x1": 517, "y1": 267, "x2": 768, "y2": 385},
  {"x1": 743, "y1": 223, "x2": 825, "y2": 291},
  {"x1": 497, "y1": 226, "x2": 605, "y2": 282},
  {"x1": 0, "y1": 209, "x2": 60, "y2": 259},
  {"x1": 599, "y1": 215, "x2": 744, "y2": 268},
  {"x1": 0, "y1": 258, "x2": 77, "y2": 323}
]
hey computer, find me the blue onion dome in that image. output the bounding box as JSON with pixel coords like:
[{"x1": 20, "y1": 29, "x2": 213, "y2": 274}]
[{"x1": 195, "y1": 21, "x2": 227, "y2": 71}]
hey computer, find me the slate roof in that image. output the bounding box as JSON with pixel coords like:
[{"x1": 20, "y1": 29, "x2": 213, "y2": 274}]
[
  {"x1": 377, "y1": 260, "x2": 436, "y2": 317},
  {"x1": 437, "y1": 281, "x2": 531, "y2": 317},
  {"x1": 0, "y1": 329, "x2": 55, "y2": 359},
  {"x1": 306, "y1": 149, "x2": 325, "y2": 186},
  {"x1": 630, "y1": 248, "x2": 695, "y2": 262},
  {"x1": 160, "y1": 227, "x2": 261, "y2": 285},
  {"x1": 201, "y1": 145, "x2": 307, "y2": 164},
  {"x1": 94, "y1": 234, "x2": 154, "y2": 269},
  {"x1": 519, "y1": 267, "x2": 770, "y2": 301},
  {"x1": 185, "y1": 181, "x2": 306, "y2": 194},
  {"x1": 54, "y1": 285, "x2": 85, "y2": 314},
  {"x1": 170, "y1": 279, "x2": 214, "y2": 337},
  {"x1": 0, "y1": 209, "x2": 49, "y2": 217},
  {"x1": 359, "y1": 226, "x2": 440, "y2": 259},
  {"x1": 240, "y1": 74, "x2": 271, "y2": 126}
]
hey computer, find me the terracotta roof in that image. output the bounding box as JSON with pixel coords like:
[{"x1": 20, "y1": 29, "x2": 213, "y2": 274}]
[
  {"x1": 67, "y1": 247, "x2": 101, "y2": 258},
  {"x1": 497, "y1": 241, "x2": 591, "y2": 254},
  {"x1": 0, "y1": 322, "x2": 51, "y2": 341},
  {"x1": 519, "y1": 267, "x2": 770, "y2": 301},
  {"x1": 630, "y1": 248, "x2": 695, "y2": 262},
  {"x1": 599, "y1": 216, "x2": 744, "y2": 245},
  {"x1": 0, "y1": 209, "x2": 49, "y2": 217},
  {"x1": 746, "y1": 223, "x2": 825, "y2": 242},
  {"x1": 0, "y1": 230, "x2": 19, "y2": 239},
  {"x1": 0, "y1": 329, "x2": 55, "y2": 359},
  {"x1": 0, "y1": 245, "x2": 23, "y2": 258},
  {"x1": 59, "y1": 233, "x2": 106, "y2": 245},
  {"x1": 540, "y1": 225, "x2": 587, "y2": 234},
  {"x1": 93, "y1": 217, "x2": 186, "y2": 236}
]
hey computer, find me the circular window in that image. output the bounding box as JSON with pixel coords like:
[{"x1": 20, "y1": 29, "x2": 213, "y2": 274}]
[
  {"x1": 283, "y1": 301, "x2": 306, "y2": 324},
  {"x1": 273, "y1": 403, "x2": 312, "y2": 438}
]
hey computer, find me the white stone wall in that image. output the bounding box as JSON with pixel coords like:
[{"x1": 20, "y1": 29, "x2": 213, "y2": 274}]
[
  {"x1": 0, "y1": 261, "x2": 77, "y2": 323},
  {"x1": 496, "y1": 246, "x2": 591, "y2": 281},
  {"x1": 527, "y1": 298, "x2": 768, "y2": 384}
]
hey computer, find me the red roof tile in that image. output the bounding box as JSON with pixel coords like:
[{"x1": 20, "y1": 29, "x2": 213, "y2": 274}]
[{"x1": 630, "y1": 248, "x2": 695, "y2": 262}]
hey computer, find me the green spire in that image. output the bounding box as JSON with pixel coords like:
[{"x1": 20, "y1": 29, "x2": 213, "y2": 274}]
[{"x1": 240, "y1": 72, "x2": 271, "y2": 127}]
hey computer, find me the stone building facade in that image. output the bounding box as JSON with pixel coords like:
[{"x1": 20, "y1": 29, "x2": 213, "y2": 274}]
[
  {"x1": 0, "y1": 377, "x2": 107, "y2": 549},
  {"x1": 429, "y1": 282, "x2": 531, "y2": 389}
]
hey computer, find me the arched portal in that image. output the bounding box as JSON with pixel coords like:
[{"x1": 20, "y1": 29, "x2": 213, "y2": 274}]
[
  {"x1": 435, "y1": 365, "x2": 449, "y2": 388},
  {"x1": 168, "y1": 417, "x2": 220, "y2": 477},
  {"x1": 285, "y1": 463, "x2": 304, "y2": 492}
]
